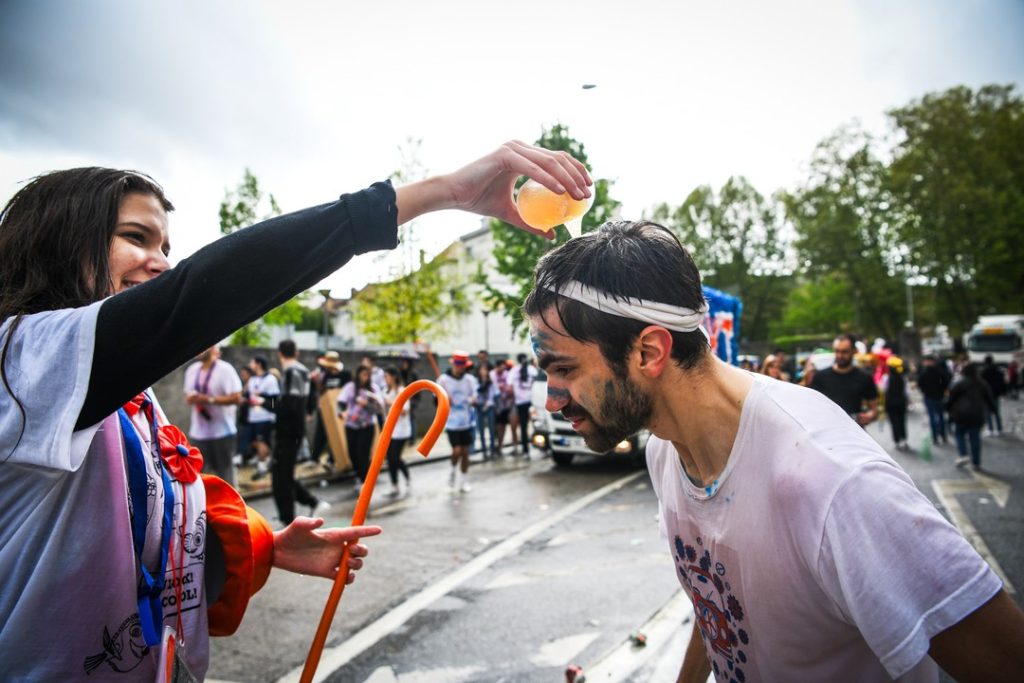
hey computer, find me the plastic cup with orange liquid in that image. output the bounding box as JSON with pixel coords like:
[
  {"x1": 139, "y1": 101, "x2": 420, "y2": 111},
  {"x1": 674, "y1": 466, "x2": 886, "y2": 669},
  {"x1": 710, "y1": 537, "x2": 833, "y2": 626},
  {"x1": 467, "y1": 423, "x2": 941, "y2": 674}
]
[{"x1": 515, "y1": 178, "x2": 594, "y2": 238}]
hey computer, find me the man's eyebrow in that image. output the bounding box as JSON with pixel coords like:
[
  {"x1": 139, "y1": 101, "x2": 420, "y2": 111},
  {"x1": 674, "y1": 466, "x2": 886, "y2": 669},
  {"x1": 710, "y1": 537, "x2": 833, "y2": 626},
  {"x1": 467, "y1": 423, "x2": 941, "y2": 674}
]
[{"x1": 538, "y1": 353, "x2": 572, "y2": 370}]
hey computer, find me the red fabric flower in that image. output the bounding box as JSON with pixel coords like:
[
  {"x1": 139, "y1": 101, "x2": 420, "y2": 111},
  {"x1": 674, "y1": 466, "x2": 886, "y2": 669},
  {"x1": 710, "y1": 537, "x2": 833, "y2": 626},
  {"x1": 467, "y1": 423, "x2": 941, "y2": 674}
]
[{"x1": 157, "y1": 424, "x2": 204, "y2": 483}]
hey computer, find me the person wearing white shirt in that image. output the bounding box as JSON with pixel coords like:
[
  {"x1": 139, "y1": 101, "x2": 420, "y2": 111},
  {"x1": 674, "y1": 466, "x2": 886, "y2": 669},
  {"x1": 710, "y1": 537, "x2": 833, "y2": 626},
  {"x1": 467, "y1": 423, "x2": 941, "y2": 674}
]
[
  {"x1": 511, "y1": 353, "x2": 538, "y2": 455},
  {"x1": 383, "y1": 366, "x2": 413, "y2": 497},
  {"x1": 246, "y1": 355, "x2": 279, "y2": 480},
  {"x1": 436, "y1": 351, "x2": 479, "y2": 492},
  {"x1": 523, "y1": 220, "x2": 1024, "y2": 683},
  {"x1": 0, "y1": 141, "x2": 592, "y2": 680},
  {"x1": 183, "y1": 345, "x2": 243, "y2": 487}
]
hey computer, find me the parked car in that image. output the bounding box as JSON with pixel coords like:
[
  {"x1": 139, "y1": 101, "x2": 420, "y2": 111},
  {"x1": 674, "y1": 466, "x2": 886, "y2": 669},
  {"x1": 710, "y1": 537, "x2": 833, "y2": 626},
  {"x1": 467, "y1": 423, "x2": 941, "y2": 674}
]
[{"x1": 529, "y1": 378, "x2": 649, "y2": 468}]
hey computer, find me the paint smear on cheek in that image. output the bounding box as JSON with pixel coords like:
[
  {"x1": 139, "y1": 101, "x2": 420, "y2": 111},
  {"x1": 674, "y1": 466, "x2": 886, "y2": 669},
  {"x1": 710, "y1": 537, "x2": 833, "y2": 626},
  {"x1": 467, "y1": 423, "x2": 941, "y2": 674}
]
[{"x1": 547, "y1": 386, "x2": 571, "y2": 403}]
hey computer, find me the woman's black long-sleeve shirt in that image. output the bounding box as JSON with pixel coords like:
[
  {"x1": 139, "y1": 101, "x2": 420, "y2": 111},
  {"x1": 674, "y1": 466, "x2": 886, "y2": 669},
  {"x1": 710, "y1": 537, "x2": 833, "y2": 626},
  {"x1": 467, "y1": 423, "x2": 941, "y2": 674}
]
[{"x1": 76, "y1": 181, "x2": 398, "y2": 429}]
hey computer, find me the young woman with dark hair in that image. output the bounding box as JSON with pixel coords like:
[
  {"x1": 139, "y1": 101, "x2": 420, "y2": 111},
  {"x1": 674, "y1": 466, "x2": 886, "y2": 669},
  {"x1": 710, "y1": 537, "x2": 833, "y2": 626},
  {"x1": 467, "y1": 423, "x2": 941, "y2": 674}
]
[
  {"x1": 382, "y1": 366, "x2": 412, "y2": 496},
  {"x1": 0, "y1": 142, "x2": 592, "y2": 679},
  {"x1": 338, "y1": 364, "x2": 384, "y2": 492}
]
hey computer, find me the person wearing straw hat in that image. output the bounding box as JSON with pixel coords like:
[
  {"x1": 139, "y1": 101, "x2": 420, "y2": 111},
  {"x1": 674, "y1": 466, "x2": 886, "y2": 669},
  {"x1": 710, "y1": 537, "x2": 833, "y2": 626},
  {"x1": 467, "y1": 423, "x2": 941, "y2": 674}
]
[
  {"x1": 436, "y1": 350, "x2": 478, "y2": 492},
  {"x1": 523, "y1": 220, "x2": 1024, "y2": 682},
  {"x1": 310, "y1": 350, "x2": 351, "y2": 471}
]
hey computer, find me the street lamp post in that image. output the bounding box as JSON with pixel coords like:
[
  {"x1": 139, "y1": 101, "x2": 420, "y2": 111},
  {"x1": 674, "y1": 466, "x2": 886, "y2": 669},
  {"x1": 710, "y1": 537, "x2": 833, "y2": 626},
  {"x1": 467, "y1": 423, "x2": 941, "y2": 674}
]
[
  {"x1": 482, "y1": 308, "x2": 491, "y2": 353},
  {"x1": 319, "y1": 288, "x2": 332, "y2": 350}
]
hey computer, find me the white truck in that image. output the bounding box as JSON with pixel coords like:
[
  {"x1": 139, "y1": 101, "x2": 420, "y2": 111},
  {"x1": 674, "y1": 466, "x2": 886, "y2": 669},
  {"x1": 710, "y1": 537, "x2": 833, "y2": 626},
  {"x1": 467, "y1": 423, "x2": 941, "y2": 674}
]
[{"x1": 964, "y1": 314, "x2": 1024, "y2": 367}]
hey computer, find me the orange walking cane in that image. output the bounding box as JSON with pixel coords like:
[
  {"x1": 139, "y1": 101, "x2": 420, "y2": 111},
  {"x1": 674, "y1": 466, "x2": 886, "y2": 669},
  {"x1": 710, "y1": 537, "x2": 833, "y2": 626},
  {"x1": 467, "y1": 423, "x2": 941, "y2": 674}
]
[{"x1": 300, "y1": 379, "x2": 449, "y2": 683}]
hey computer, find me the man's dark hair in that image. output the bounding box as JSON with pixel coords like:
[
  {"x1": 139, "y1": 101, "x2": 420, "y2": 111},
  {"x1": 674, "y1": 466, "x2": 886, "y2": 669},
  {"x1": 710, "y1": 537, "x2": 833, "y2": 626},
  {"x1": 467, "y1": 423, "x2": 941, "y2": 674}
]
[
  {"x1": 252, "y1": 356, "x2": 269, "y2": 372},
  {"x1": 833, "y1": 333, "x2": 858, "y2": 347},
  {"x1": 523, "y1": 220, "x2": 708, "y2": 376},
  {"x1": 278, "y1": 339, "x2": 297, "y2": 358},
  {"x1": 984, "y1": 355, "x2": 994, "y2": 365}
]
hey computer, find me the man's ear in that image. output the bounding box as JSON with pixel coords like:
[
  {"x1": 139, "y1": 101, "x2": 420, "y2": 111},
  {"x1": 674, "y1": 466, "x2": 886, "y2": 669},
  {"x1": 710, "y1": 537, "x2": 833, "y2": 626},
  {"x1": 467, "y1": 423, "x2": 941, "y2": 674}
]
[{"x1": 636, "y1": 326, "x2": 674, "y2": 377}]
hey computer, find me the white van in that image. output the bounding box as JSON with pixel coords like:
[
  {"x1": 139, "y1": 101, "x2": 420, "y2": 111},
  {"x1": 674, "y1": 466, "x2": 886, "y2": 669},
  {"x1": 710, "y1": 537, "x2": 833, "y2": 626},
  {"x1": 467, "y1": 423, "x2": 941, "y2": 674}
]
[{"x1": 964, "y1": 314, "x2": 1024, "y2": 367}]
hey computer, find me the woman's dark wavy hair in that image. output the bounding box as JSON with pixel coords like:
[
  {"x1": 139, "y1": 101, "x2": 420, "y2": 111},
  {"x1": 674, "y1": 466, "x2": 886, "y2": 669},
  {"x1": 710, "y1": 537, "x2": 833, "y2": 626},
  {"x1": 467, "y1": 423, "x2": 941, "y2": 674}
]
[
  {"x1": 523, "y1": 220, "x2": 708, "y2": 377},
  {"x1": 0, "y1": 167, "x2": 173, "y2": 456}
]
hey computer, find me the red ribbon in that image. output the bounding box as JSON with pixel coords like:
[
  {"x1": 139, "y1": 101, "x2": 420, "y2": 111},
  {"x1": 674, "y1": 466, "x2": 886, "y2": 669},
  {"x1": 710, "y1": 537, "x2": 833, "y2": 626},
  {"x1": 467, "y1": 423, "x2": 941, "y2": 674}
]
[
  {"x1": 157, "y1": 424, "x2": 204, "y2": 484},
  {"x1": 123, "y1": 393, "x2": 149, "y2": 418}
]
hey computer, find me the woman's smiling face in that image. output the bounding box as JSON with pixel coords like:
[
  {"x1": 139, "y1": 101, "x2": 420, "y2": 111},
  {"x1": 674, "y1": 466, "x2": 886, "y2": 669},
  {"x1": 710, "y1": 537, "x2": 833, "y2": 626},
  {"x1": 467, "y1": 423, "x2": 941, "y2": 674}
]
[{"x1": 107, "y1": 192, "x2": 170, "y2": 295}]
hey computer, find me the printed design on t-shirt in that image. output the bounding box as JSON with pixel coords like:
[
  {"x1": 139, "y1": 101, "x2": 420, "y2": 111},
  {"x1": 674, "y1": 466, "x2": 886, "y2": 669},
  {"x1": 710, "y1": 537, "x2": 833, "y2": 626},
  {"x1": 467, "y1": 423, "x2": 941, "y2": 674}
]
[
  {"x1": 164, "y1": 507, "x2": 206, "y2": 620},
  {"x1": 82, "y1": 613, "x2": 148, "y2": 675},
  {"x1": 181, "y1": 510, "x2": 207, "y2": 561},
  {"x1": 675, "y1": 533, "x2": 751, "y2": 682}
]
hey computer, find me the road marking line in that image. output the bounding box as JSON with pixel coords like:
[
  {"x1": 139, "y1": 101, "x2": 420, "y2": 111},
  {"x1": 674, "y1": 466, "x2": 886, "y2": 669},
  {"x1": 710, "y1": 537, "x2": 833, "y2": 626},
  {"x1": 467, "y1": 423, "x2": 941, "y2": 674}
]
[
  {"x1": 276, "y1": 470, "x2": 647, "y2": 683},
  {"x1": 969, "y1": 469, "x2": 1010, "y2": 508},
  {"x1": 932, "y1": 479, "x2": 1015, "y2": 594}
]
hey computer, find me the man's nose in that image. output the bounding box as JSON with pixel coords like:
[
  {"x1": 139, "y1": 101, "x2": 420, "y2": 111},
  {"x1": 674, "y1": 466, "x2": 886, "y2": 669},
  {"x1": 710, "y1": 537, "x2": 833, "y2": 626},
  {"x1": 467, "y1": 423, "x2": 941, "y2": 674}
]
[{"x1": 545, "y1": 387, "x2": 570, "y2": 413}]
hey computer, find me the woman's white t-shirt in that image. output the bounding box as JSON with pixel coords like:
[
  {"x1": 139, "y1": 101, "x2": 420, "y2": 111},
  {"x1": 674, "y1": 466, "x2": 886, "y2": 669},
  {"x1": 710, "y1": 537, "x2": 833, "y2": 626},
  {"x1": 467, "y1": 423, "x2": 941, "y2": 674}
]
[
  {"x1": 511, "y1": 364, "x2": 537, "y2": 406},
  {"x1": 647, "y1": 375, "x2": 1000, "y2": 682},
  {"x1": 384, "y1": 386, "x2": 413, "y2": 440},
  {"x1": 0, "y1": 305, "x2": 209, "y2": 680}
]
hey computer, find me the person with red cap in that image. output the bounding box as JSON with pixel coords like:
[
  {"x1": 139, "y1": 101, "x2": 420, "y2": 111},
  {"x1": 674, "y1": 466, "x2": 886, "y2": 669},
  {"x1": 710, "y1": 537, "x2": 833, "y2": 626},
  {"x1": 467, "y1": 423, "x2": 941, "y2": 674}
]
[{"x1": 436, "y1": 350, "x2": 479, "y2": 492}]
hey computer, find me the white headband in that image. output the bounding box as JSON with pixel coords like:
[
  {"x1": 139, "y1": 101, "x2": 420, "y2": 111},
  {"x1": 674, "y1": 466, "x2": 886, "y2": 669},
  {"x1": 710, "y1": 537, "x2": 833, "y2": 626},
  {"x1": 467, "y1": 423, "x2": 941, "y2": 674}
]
[{"x1": 544, "y1": 280, "x2": 711, "y2": 342}]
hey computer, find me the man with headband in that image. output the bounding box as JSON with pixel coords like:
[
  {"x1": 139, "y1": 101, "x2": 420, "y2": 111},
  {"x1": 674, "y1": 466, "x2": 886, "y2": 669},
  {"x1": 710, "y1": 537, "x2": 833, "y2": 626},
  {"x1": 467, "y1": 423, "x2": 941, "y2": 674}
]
[{"x1": 523, "y1": 220, "x2": 1024, "y2": 682}]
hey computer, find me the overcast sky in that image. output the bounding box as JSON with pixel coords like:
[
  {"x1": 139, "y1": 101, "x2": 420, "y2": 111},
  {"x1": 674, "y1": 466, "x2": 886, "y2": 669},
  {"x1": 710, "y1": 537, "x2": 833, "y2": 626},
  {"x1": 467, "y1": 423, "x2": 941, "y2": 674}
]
[{"x1": 2, "y1": 0, "x2": 1022, "y2": 296}]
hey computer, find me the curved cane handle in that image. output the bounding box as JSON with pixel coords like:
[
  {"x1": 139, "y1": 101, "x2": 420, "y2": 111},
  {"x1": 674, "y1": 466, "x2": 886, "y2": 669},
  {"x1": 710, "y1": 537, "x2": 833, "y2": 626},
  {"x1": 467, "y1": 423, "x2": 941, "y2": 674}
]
[{"x1": 300, "y1": 380, "x2": 449, "y2": 683}]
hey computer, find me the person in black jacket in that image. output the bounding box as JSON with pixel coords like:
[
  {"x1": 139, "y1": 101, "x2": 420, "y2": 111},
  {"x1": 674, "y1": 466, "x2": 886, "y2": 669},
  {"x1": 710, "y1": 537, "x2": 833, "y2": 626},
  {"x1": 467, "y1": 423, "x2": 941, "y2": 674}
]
[
  {"x1": 947, "y1": 363, "x2": 997, "y2": 470},
  {"x1": 917, "y1": 355, "x2": 951, "y2": 445},
  {"x1": 272, "y1": 339, "x2": 328, "y2": 524},
  {"x1": 980, "y1": 355, "x2": 1007, "y2": 436},
  {"x1": 883, "y1": 356, "x2": 909, "y2": 450}
]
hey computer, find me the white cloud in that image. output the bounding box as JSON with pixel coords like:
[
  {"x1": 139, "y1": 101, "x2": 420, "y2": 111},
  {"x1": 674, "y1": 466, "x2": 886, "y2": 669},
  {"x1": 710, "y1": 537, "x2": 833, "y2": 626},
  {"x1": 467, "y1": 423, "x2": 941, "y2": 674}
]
[{"x1": 1, "y1": 0, "x2": 1021, "y2": 295}]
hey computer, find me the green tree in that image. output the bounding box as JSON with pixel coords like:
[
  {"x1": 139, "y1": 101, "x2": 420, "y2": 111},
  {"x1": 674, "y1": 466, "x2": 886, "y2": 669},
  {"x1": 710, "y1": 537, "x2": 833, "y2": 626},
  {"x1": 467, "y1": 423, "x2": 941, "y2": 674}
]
[
  {"x1": 649, "y1": 177, "x2": 793, "y2": 343},
  {"x1": 219, "y1": 169, "x2": 306, "y2": 346},
  {"x1": 886, "y1": 84, "x2": 1024, "y2": 332},
  {"x1": 781, "y1": 126, "x2": 906, "y2": 341},
  {"x1": 350, "y1": 139, "x2": 470, "y2": 344},
  {"x1": 351, "y1": 247, "x2": 470, "y2": 344},
  {"x1": 479, "y1": 123, "x2": 621, "y2": 337},
  {"x1": 772, "y1": 274, "x2": 856, "y2": 339}
]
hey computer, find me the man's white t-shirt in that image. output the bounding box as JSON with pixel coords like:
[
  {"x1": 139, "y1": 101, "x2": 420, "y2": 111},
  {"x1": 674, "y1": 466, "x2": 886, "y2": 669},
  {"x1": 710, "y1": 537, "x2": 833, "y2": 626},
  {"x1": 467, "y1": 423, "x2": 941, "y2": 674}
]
[
  {"x1": 0, "y1": 305, "x2": 209, "y2": 680},
  {"x1": 436, "y1": 372, "x2": 479, "y2": 431},
  {"x1": 183, "y1": 358, "x2": 243, "y2": 440},
  {"x1": 647, "y1": 374, "x2": 1000, "y2": 682},
  {"x1": 247, "y1": 372, "x2": 280, "y2": 424}
]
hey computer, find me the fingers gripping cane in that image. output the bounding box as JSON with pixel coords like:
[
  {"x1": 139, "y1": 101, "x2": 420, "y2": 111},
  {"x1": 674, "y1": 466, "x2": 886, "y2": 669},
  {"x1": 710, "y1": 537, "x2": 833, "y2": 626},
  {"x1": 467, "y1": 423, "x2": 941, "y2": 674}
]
[{"x1": 300, "y1": 380, "x2": 449, "y2": 683}]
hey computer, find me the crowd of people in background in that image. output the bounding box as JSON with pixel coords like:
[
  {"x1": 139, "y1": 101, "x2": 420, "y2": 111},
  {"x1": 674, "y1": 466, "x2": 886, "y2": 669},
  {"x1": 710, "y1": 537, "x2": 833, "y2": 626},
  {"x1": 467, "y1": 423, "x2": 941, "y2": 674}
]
[
  {"x1": 737, "y1": 335, "x2": 1020, "y2": 473},
  {"x1": 190, "y1": 330, "x2": 1022, "y2": 515},
  {"x1": 186, "y1": 342, "x2": 543, "y2": 516}
]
